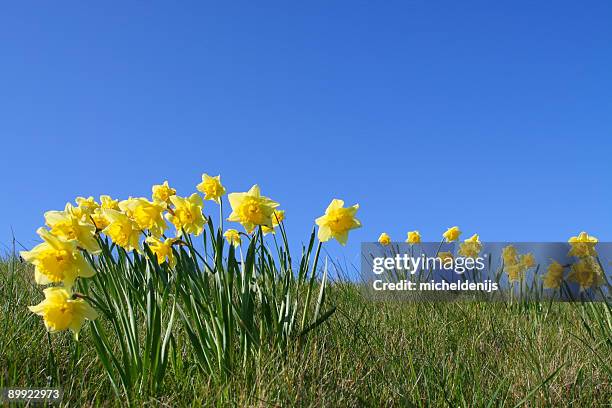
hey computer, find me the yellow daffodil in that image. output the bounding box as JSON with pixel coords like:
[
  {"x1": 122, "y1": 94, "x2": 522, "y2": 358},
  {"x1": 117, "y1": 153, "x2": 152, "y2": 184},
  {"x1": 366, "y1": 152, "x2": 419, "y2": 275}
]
[
  {"x1": 20, "y1": 228, "x2": 95, "y2": 288},
  {"x1": 166, "y1": 194, "x2": 206, "y2": 236},
  {"x1": 568, "y1": 232, "x2": 598, "y2": 258},
  {"x1": 227, "y1": 185, "x2": 279, "y2": 233},
  {"x1": 567, "y1": 259, "x2": 604, "y2": 291},
  {"x1": 378, "y1": 232, "x2": 391, "y2": 246},
  {"x1": 438, "y1": 251, "x2": 454, "y2": 268},
  {"x1": 118, "y1": 197, "x2": 139, "y2": 219},
  {"x1": 29, "y1": 287, "x2": 98, "y2": 340},
  {"x1": 224, "y1": 229, "x2": 242, "y2": 247},
  {"x1": 102, "y1": 209, "x2": 141, "y2": 252},
  {"x1": 121, "y1": 198, "x2": 166, "y2": 236},
  {"x1": 543, "y1": 260, "x2": 564, "y2": 289},
  {"x1": 262, "y1": 210, "x2": 285, "y2": 235},
  {"x1": 197, "y1": 174, "x2": 226, "y2": 204},
  {"x1": 152, "y1": 181, "x2": 176, "y2": 203},
  {"x1": 44, "y1": 204, "x2": 100, "y2": 254},
  {"x1": 442, "y1": 226, "x2": 461, "y2": 242},
  {"x1": 145, "y1": 236, "x2": 178, "y2": 268},
  {"x1": 502, "y1": 245, "x2": 518, "y2": 266},
  {"x1": 315, "y1": 199, "x2": 361, "y2": 246},
  {"x1": 520, "y1": 253, "x2": 536, "y2": 269},
  {"x1": 74, "y1": 196, "x2": 99, "y2": 219},
  {"x1": 100, "y1": 195, "x2": 120, "y2": 210},
  {"x1": 505, "y1": 264, "x2": 525, "y2": 283},
  {"x1": 91, "y1": 208, "x2": 110, "y2": 231},
  {"x1": 406, "y1": 231, "x2": 421, "y2": 244},
  {"x1": 458, "y1": 234, "x2": 482, "y2": 258}
]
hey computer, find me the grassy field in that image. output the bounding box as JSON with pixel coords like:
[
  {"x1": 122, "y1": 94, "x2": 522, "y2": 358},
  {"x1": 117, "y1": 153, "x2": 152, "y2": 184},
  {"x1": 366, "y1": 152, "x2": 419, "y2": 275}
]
[{"x1": 1, "y1": 255, "x2": 610, "y2": 407}]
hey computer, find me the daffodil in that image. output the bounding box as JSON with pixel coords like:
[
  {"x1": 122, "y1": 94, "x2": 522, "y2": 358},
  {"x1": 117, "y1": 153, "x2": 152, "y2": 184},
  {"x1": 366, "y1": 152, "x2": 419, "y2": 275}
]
[
  {"x1": 520, "y1": 253, "x2": 536, "y2": 269},
  {"x1": 20, "y1": 228, "x2": 95, "y2": 288},
  {"x1": 166, "y1": 194, "x2": 206, "y2": 236},
  {"x1": 378, "y1": 233, "x2": 391, "y2": 246},
  {"x1": 406, "y1": 231, "x2": 421, "y2": 244},
  {"x1": 567, "y1": 259, "x2": 604, "y2": 291},
  {"x1": 44, "y1": 204, "x2": 100, "y2": 254},
  {"x1": 458, "y1": 234, "x2": 481, "y2": 258},
  {"x1": 91, "y1": 208, "x2": 110, "y2": 231},
  {"x1": 315, "y1": 199, "x2": 361, "y2": 245},
  {"x1": 197, "y1": 174, "x2": 226, "y2": 203},
  {"x1": 568, "y1": 232, "x2": 598, "y2": 258},
  {"x1": 442, "y1": 226, "x2": 461, "y2": 242},
  {"x1": 227, "y1": 185, "x2": 279, "y2": 233},
  {"x1": 152, "y1": 181, "x2": 176, "y2": 203},
  {"x1": 121, "y1": 198, "x2": 166, "y2": 236},
  {"x1": 100, "y1": 195, "x2": 120, "y2": 210},
  {"x1": 74, "y1": 196, "x2": 99, "y2": 219},
  {"x1": 262, "y1": 210, "x2": 285, "y2": 235},
  {"x1": 438, "y1": 251, "x2": 455, "y2": 268},
  {"x1": 145, "y1": 236, "x2": 178, "y2": 268},
  {"x1": 102, "y1": 209, "x2": 141, "y2": 252},
  {"x1": 224, "y1": 229, "x2": 242, "y2": 247},
  {"x1": 118, "y1": 197, "x2": 139, "y2": 219},
  {"x1": 543, "y1": 260, "x2": 564, "y2": 289},
  {"x1": 505, "y1": 264, "x2": 525, "y2": 283},
  {"x1": 29, "y1": 287, "x2": 98, "y2": 339},
  {"x1": 502, "y1": 245, "x2": 518, "y2": 266}
]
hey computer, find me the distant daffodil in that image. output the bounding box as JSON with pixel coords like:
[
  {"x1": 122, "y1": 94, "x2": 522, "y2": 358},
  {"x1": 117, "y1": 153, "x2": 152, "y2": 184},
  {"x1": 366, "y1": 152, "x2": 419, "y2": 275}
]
[
  {"x1": 406, "y1": 231, "x2": 421, "y2": 244},
  {"x1": 315, "y1": 199, "x2": 361, "y2": 246},
  {"x1": 442, "y1": 226, "x2": 461, "y2": 242},
  {"x1": 378, "y1": 232, "x2": 391, "y2": 246}
]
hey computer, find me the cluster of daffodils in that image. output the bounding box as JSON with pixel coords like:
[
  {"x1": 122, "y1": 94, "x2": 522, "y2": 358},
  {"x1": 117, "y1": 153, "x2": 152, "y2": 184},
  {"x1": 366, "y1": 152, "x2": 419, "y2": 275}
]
[
  {"x1": 542, "y1": 232, "x2": 604, "y2": 291},
  {"x1": 501, "y1": 245, "x2": 536, "y2": 283},
  {"x1": 377, "y1": 228, "x2": 605, "y2": 292},
  {"x1": 21, "y1": 174, "x2": 362, "y2": 337}
]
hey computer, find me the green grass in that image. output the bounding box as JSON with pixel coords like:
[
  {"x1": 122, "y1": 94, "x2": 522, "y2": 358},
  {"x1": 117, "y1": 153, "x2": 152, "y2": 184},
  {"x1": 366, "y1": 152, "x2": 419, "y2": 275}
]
[{"x1": 1, "y1": 255, "x2": 610, "y2": 407}]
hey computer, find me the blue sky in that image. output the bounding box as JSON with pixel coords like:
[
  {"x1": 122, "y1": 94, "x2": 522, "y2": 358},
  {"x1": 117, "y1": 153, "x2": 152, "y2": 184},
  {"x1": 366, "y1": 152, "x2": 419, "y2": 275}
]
[{"x1": 1, "y1": 2, "x2": 610, "y2": 261}]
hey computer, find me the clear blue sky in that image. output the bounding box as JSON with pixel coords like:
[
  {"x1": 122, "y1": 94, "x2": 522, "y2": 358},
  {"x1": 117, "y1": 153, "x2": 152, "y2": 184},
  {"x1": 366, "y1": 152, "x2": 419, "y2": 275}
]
[{"x1": 1, "y1": 2, "x2": 610, "y2": 260}]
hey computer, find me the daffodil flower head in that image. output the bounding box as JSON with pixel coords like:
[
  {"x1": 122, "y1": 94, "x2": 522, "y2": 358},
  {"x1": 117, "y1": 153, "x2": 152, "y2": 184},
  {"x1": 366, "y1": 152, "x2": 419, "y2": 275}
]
[
  {"x1": 121, "y1": 198, "x2": 167, "y2": 237},
  {"x1": 520, "y1": 253, "x2": 536, "y2": 269},
  {"x1": 197, "y1": 174, "x2": 226, "y2": 204},
  {"x1": 443, "y1": 226, "x2": 461, "y2": 242},
  {"x1": 20, "y1": 228, "x2": 96, "y2": 289},
  {"x1": 406, "y1": 231, "x2": 421, "y2": 245},
  {"x1": 44, "y1": 203, "x2": 101, "y2": 254},
  {"x1": 102, "y1": 209, "x2": 142, "y2": 252},
  {"x1": 152, "y1": 181, "x2": 176, "y2": 203},
  {"x1": 378, "y1": 233, "x2": 391, "y2": 246},
  {"x1": 568, "y1": 232, "x2": 598, "y2": 258},
  {"x1": 91, "y1": 208, "x2": 110, "y2": 231},
  {"x1": 29, "y1": 287, "x2": 98, "y2": 340},
  {"x1": 227, "y1": 185, "x2": 280, "y2": 233},
  {"x1": 438, "y1": 251, "x2": 454, "y2": 266},
  {"x1": 166, "y1": 193, "x2": 206, "y2": 236},
  {"x1": 224, "y1": 229, "x2": 242, "y2": 247},
  {"x1": 567, "y1": 259, "x2": 604, "y2": 291},
  {"x1": 543, "y1": 260, "x2": 564, "y2": 289},
  {"x1": 145, "y1": 236, "x2": 178, "y2": 268},
  {"x1": 458, "y1": 234, "x2": 482, "y2": 258},
  {"x1": 100, "y1": 195, "x2": 120, "y2": 210},
  {"x1": 262, "y1": 210, "x2": 285, "y2": 235},
  {"x1": 74, "y1": 196, "x2": 99, "y2": 219},
  {"x1": 502, "y1": 245, "x2": 518, "y2": 266},
  {"x1": 315, "y1": 199, "x2": 361, "y2": 246}
]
